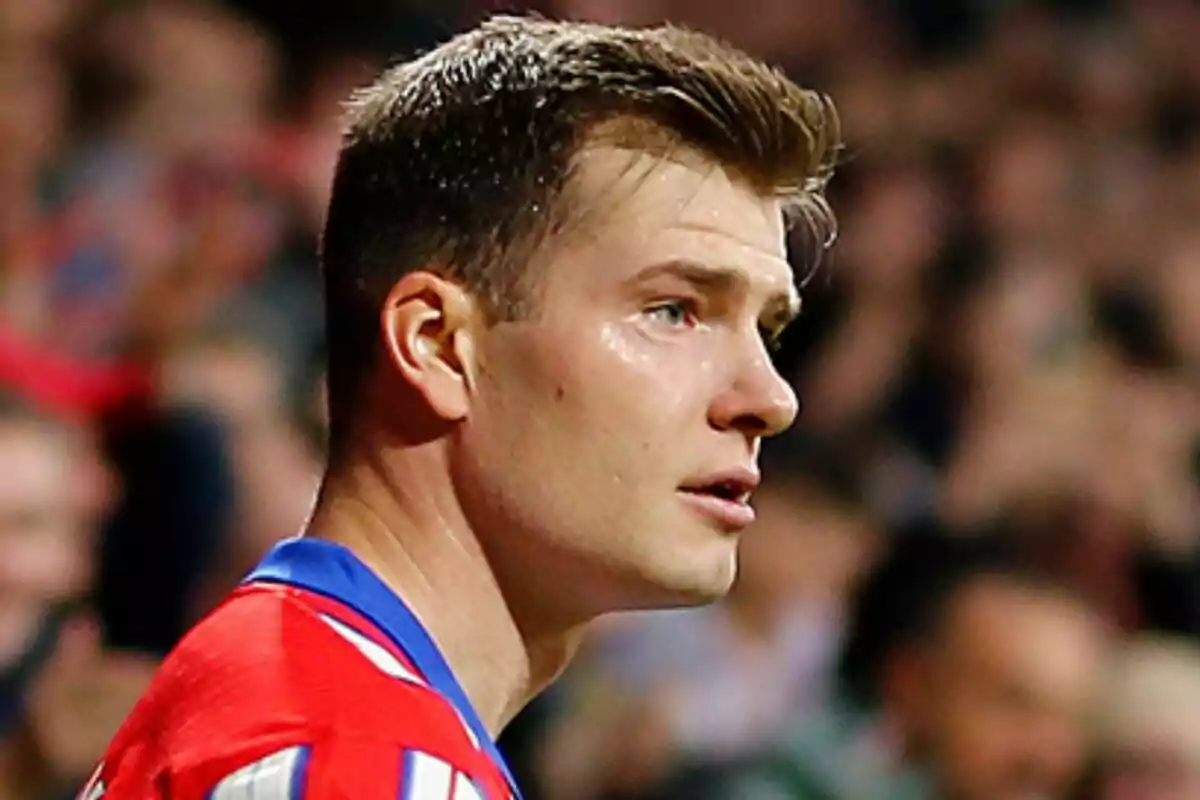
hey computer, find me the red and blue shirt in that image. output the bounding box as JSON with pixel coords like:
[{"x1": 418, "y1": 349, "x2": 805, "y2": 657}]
[{"x1": 82, "y1": 538, "x2": 520, "y2": 799}]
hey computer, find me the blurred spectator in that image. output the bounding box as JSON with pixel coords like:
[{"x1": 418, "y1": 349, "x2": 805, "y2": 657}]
[
  {"x1": 0, "y1": 396, "x2": 96, "y2": 695},
  {"x1": 95, "y1": 404, "x2": 237, "y2": 657},
  {"x1": 725, "y1": 533, "x2": 1110, "y2": 800},
  {"x1": 159, "y1": 330, "x2": 322, "y2": 608},
  {"x1": 0, "y1": 394, "x2": 154, "y2": 798},
  {"x1": 1091, "y1": 636, "x2": 1200, "y2": 800}
]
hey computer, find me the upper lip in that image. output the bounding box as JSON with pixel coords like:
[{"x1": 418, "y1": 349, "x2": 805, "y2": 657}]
[{"x1": 678, "y1": 467, "x2": 761, "y2": 503}]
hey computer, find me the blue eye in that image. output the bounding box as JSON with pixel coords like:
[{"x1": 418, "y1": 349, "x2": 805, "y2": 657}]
[{"x1": 646, "y1": 299, "x2": 698, "y2": 327}]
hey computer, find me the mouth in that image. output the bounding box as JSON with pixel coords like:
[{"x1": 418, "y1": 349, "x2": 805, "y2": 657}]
[
  {"x1": 677, "y1": 471, "x2": 759, "y2": 531},
  {"x1": 680, "y1": 480, "x2": 753, "y2": 504}
]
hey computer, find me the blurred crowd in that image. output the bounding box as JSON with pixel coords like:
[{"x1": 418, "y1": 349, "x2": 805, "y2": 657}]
[{"x1": 1, "y1": 0, "x2": 1199, "y2": 798}]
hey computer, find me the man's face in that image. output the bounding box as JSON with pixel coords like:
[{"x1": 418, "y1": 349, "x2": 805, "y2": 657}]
[
  {"x1": 456, "y1": 145, "x2": 800, "y2": 617},
  {"x1": 0, "y1": 421, "x2": 93, "y2": 663},
  {"x1": 910, "y1": 580, "x2": 1106, "y2": 800}
]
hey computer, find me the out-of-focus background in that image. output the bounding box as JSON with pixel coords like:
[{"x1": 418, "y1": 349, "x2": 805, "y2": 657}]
[{"x1": 1, "y1": 0, "x2": 1199, "y2": 798}]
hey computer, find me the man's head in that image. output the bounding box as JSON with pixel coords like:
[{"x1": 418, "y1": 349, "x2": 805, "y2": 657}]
[
  {"x1": 842, "y1": 534, "x2": 1108, "y2": 800},
  {"x1": 318, "y1": 17, "x2": 840, "y2": 615},
  {"x1": 906, "y1": 572, "x2": 1108, "y2": 800},
  {"x1": 0, "y1": 396, "x2": 97, "y2": 666}
]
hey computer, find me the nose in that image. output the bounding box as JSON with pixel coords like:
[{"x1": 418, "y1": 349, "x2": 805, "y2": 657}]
[{"x1": 708, "y1": 341, "x2": 800, "y2": 439}]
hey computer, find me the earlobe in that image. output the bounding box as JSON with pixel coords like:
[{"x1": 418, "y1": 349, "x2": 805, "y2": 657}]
[{"x1": 380, "y1": 273, "x2": 478, "y2": 422}]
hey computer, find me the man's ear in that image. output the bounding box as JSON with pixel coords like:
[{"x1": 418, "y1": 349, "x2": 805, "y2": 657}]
[{"x1": 380, "y1": 272, "x2": 479, "y2": 421}]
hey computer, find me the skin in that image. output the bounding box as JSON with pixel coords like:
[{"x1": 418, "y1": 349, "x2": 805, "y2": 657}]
[
  {"x1": 0, "y1": 418, "x2": 152, "y2": 797},
  {"x1": 0, "y1": 421, "x2": 93, "y2": 666},
  {"x1": 309, "y1": 142, "x2": 802, "y2": 735},
  {"x1": 892, "y1": 578, "x2": 1108, "y2": 800}
]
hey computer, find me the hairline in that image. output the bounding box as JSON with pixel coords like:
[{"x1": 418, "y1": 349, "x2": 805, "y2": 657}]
[
  {"x1": 478, "y1": 115, "x2": 823, "y2": 322},
  {"x1": 926, "y1": 568, "x2": 1099, "y2": 653}
]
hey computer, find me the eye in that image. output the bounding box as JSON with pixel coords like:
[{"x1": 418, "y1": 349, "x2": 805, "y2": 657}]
[{"x1": 645, "y1": 299, "x2": 699, "y2": 328}]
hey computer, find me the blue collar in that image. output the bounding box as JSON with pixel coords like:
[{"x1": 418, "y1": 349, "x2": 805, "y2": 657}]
[{"x1": 246, "y1": 538, "x2": 521, "y2": 797}]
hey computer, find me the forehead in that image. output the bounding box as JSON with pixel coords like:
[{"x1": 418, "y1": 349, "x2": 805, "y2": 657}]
[
  {"x1": 558, "y1": 144, "x2": 793, "y2": 291},
  {"x1": 945, "y1": 581, "x2": 1102, "y2": 674}
]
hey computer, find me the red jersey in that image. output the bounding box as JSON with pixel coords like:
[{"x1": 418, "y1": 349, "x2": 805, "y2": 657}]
[{"x1": 81, "y1": 538, "x2": 520, "y2": 799}]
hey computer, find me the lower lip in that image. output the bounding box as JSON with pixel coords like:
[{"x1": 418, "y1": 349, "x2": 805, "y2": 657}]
[{"x1": 678, "y1": 491, "x2": 756, "y2": 531}]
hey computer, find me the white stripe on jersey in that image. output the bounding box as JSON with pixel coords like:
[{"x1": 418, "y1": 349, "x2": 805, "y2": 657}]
[
  {"x1": 453, "y1": 775, "x2": 485, "y2": 800},
  {"x1": 208, "y1": 745, "x2": 308, "y2": 800},
  {"x1": 402, "y1": 751, "x2": 454, "y2": 800},
  {"x1": 318, "y1": 615, "x2": 486, "y2": 770},
  {"x1": 78, "y1": 763, "x2": 106, "y2": 800},
  {"x1": 318, "y1": 614, "x2": 426, "y2": 685},
  {"x1": 452, "y1": 706, "x2": 481, "y2": 750}
]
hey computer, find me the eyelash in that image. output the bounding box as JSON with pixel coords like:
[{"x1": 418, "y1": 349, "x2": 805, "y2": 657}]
[
  {"x1": 645, "y1": 299, "x2": 784, "y2": 352},
  {"x1": 645, "y1": 299, "x2": 700, "y2": 328}
]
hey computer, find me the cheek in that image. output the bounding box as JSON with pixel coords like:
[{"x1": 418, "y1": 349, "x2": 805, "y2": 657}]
[
  {"x1": 472, "y1": 319, "x2": 726, "y2": 506},
  {"x1": 0, "y1": 528, "x2": 89, "y2": 603},
  {"x1": 587, "y1": 320, "x2": 719, "y2": 418},
  {"x1": 490, "y1": 319, "x2": 707, "y2": 430},
  {"x1": 466, "y1": 330, "x2": 655, "y2": 515}
]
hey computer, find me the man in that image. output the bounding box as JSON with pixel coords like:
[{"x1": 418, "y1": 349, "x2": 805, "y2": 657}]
[
  {"x1": 728, "y1": 533, "x2": 1109, "y2": 800},
  {"x1": 0, "y1": 395, "x2": 153, "y2": 798},
  {"x1": 86, "y1": 15, "x2": 840, "y2": 800}
]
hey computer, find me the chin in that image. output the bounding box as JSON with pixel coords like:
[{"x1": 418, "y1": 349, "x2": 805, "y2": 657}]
[{"x1": 622, "y1": 551, "x2": 739, "y2": 611}]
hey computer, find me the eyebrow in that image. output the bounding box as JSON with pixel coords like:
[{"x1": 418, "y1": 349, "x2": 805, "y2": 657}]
[{"x1": 626, "y1": 259, "x2": 802, "y2": 331}]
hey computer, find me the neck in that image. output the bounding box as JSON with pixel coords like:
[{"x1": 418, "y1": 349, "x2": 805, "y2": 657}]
[{"x1": 306, "y1": 444, "x2": 582, "y2": 737}]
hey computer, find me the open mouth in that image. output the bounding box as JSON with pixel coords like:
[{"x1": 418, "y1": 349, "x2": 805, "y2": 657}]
[
  {"x1": 680, "y1": 480, "x2": 751, "y2": 504},
  {"x1": 677, "y1": 472, "x2": 758, "y2": 530}
]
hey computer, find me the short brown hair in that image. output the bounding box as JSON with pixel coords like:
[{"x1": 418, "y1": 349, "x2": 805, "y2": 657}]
[{"x1": 320, "y1": 15, "x2": 841, "y2": 444}]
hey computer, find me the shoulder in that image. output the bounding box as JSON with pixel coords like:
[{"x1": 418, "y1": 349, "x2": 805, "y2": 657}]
[{"x1": 99, "y1": 586, "x2": 490, "y2": 791}]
